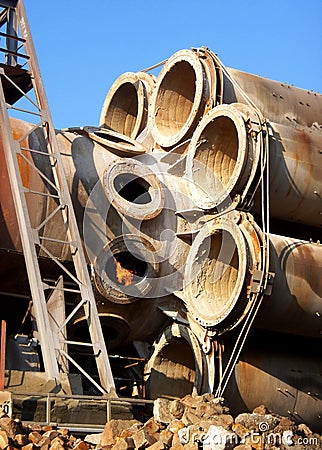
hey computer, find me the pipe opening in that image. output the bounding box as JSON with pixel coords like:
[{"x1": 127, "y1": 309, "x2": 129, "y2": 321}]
[
  {"x1": 113, "y1": 174, "x2": 152, "y2": 204},
  {"x1": 105, "y1": 251, "x2": 148, "y2": 287},
  {"x1": 192, "y1": 116, "x2": 238, "y2": 195},
  {"x1": 190, "y1": 229, "x2": 240, "y2": 322},
  {"x1": 148, "y1": 338, "x2": 197, "y2": 400},
  {"x1": 154, "y1": 61, "x2": 197, "y2": 138},
  {"x1": 104, "y1": 82, "x2": 139, "y2": 137},
  {"x1": 92, "y1": 130, "x2": 133, "y2": 146}
]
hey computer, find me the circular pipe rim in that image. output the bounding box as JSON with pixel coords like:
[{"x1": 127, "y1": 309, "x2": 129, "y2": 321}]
[
  {"x1": 186, "y1": 105, "x2": 248, "y2": 210},
  {"x1": 149, "y1": 49, "x2": 205, "y2": 148},
  {"x1": 103, "y1": 158, "x2": 164, "y2": 220},
  {"x1": 145, "y1": 323, "x2": 205, "y2": 399},
  {"x1": 93, "y1": 234, "x2": 159, "y2": 304},
  {"x1": 184, "y1": 219, "x2": 249, "y2": 328},
  {"x1": 84, "y1": 126, "x2": 146, "y2": 156},
  {"x1": 99, "y1": 72, "x2": 147, "y2": 139}
]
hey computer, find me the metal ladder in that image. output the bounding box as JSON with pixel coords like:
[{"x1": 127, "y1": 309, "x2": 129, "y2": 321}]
[{"x1": 0, "y1": 0, "x2": 115, "y2": 395}]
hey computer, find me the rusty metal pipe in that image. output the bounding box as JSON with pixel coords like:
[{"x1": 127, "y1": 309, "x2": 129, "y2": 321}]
[
  {"x1": 222, "y1": 332, "x2": 322, "y2": 432},
  {"x1": 145, "y1": 323, "x2": 206, "y2": 400},
  {"x1": 224, "y1": 67, "x2": 322, "y2": 128},
  {"x1": 186, "y1": 103, "x2": 322, "y2": 227},
  {"x1": 100, "y1": 72, "x2": 156, "y2": 139},
  {"x1": 183, "y1": 213, "x2": 322, "y2": 338},
  {"x1": 146, "y1": 325, "x2": 322, "y2": 431},
  {"x1": 148, "y1": 49, "x2": 212, "y2": 148}
]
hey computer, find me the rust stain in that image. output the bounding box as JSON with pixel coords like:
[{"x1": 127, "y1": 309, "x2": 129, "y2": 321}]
[{"x1": 115, "y1": 258, "x2": 134, "y2": 286}]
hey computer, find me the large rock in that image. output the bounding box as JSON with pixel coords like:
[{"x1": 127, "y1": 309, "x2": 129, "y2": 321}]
[
  {"x1": 234, "y1": 413, "x2": 278, "y2": 432},
  {"x1": 100, "y1": 420, "x2": 141, "y2": 447},
  {"x1": 132, "y1": 429, "x2": 156, "y2": 449},
  {"x1": 153, "y1": 399, "x2": 173, "y2": 424}
]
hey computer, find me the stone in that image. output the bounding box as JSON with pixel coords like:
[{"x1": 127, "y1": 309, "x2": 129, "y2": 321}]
[
  {"x1": 145, "y1": 443, "x2": 165, "y2": 450},
  {"x1": 167, "y1": 420, "x2": 185, "y2": 435},
  {"x1": 49, "y1": 438, "x2": 64, "y2": 447},
  {"x1": 22, "y1": 445, "x2": 34, "y2": 450},
  {"x1": 181, "y1": 409, "x2": 200, "y2": 426},
  {"x1": 120, "y1": 423, "x2": 142, "y2": 439},
  {"x1": 153, "y1": 399, "x2": 173, "y2": 424},
  {"x1": 233, "y1": 446, "x2": 252, "y2": 450},
  {"x1": 84, "y1": 433, "x2": 102, "y2": 446},
  {"x1": 170, "y1": 431, "x2": 184, "y2": 449},
  {"x1": 42, "y1": 431, "x2": 59, "y2": 442},
  {"x1": 100, "y1": 420, "x2": 141, "y2": 447},
  {"x1": 49, "y1": 441, "x2": 65, "y2": 450},
  {"x1": 234, "y1": 413, "x2": 278, "y2": 432},
  {"x1": 202, "y1": 425, "x2": 238, "y2": 450},
  {"x1": 132, "y1": 429, "x2": 156, "y2": 449},
  {"x1": 72, "y1": 440, "x2": 89, "y2": 450},
  {"x1": 183, "y1": 444, "x2": 199, "y2": 450},
  {"x1": 0, "y1": 418, "x2": 22, "y2": 439},
  {"x1": 159, "y1": 429, "x2": 173, "y2": 446},
  {"x1": 48, "y1": 442, "x2": 65, "y2": 450},
  {"x1": 232, "y1": 423, "x2": 250, "y2": 440},
  {"x1": 0, "y1": 430, "x2": 9, "y2": 450},
  {"x1": 142, "y1": 418, "x2": 160, "y2": 435},
  {"x1": 298, "y1": 423, "x2": 313, "y2": 436},
  {"x1": 111, "y1": 437, "x2": 134, "y2": 450},
  {"x1": 35, "y1": 437, "x2": 51, "y2": 448},
  {"x1": 252, "y1": 405, "x2": 269, "y2": 415},
  {"x1": 28, "y1": 432, "x2": 43, "y2": 445},
  {"x1": 169, "y1": 400, "x2": 184, "y2": 420},
  {"x1": 210, "y1": 414, "x2": 234, "y2": 429}
]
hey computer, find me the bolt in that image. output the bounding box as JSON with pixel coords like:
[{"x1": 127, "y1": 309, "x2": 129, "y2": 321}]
[{"x1": 316, "y1": 312, "x2": 321, "y2": 317}]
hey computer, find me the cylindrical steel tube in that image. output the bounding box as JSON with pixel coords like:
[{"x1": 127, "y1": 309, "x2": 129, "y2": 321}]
[
  {"x1": 148, "y1": 49, "x2": 212, "y2": 148},
  {"x1": 184, "y1": 213, "x2": 322, "y2": 338},
  {"x1": 145, "y1": 323, "x2": 206, "y2": 400},
  {"x1": 224, "y1": 67, "x2": 322, "y2": 128},
  {"x1": 100, "y1": 72, "x2": 156, "y2": 139},
  {"x1": 186, "y1": 103, "x2": 322, "y2": 227},
  {"x1": 222, "y1": 332, "x2": 322, "y2": 432},
  {"x1": 0, "y1": 121, "x2": 146, "y2": 258},
  {"x1": 146, "y1": 325, "x2": 322, "y2": 431}
]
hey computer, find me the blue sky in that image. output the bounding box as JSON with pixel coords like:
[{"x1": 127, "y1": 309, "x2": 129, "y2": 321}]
[{"x1": 26, "y1": 0, "x2": 322, "y2": 130}]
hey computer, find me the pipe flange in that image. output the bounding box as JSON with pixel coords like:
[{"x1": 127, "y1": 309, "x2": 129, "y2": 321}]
[
  {"x1": 83, "y1": 126, "x2": 146, "y2": 156},
  {"x1": 103, "y1": 158, "x2": 164, "y2": 220},
  {"x1": 100, "y1": 71, "x2": 155, "y2": 139},
  {"x1": 149, "y1": 49, "x2": 207, "y2": 148},
  {"x1": 93, "y1": 234, "x2": 159, "y2": 304},
  {"x1": 186, "y1": 104, "x2": 255, "y2": 210},
  {"x1": 184, "y1": 218, "x2": 251, "y2": 328},
  {"x1": 145, "y1": 323, "x2": 206, "y2": 399}
]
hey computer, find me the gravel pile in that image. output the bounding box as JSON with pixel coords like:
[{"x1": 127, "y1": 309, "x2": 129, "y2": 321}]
[{"x1": 1, "y1": 394, "x2": 321, "y2": 450}]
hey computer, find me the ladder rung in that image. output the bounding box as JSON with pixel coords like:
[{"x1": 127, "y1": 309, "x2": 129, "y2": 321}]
[
  {"x1": 60, "y1": 340, "x2": 95, "y2": 348},
  {"x1": 23, "y1": 188, "x2": 60, "y2": 199},
  {"x1": 0, "y1": 46, "x2": 29, "y2": 59},
  {"x1": 7, "y1": 104, "x2": 41, "y2": 116},
  {"x1": 44, "y1": 285, "x2": 81, "y2": 294},
  {"x1": 0, "y1": 30, "x2": 26, "y2": 43},
  {"x1": 39, "y1": 235, "x2": 78, "y2": 247},
  {"x1": 20, "y1": 146, "x2": 58, "y2": 159}
]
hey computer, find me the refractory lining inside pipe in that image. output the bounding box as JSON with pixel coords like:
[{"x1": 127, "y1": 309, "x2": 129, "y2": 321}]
[
  {"x1": 154, "y1": 61, "x2": 197, "y2": 137},
  {"x1": 113, "y1": 174, "x2": 152, "y2": 204},
  {"x1": 148, "y1": 339, "x2": 196, "y2": 400},
  {"x1": 192, "y1": 116, "x2": 239, "y2": 197},
  {"x1": 105, "y1": 251, "x2": 148, "y2": 287},
  {"x1": 105, "y1": 82, "x2": 138, "y2": 137},
  {"x1": 193, "y1": 230, "x2": 239, "y2": 320}
]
